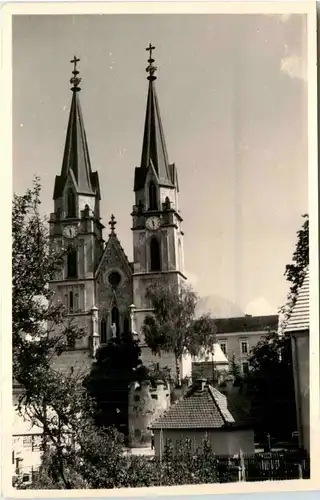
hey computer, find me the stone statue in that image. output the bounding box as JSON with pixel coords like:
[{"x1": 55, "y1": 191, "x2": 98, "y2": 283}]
[{"x1": 111, "y1": 322, "x2": 117, "y2": 338}]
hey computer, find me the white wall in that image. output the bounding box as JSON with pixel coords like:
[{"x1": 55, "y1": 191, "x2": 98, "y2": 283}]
[
  {"x1": 12, "y1": 394, "x2": 43, "y2": 477},
  {"x1": 154, "y1": 428, "x2": 255, "y2": 457}
]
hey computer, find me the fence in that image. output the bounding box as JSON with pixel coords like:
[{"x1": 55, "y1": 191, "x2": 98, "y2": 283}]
[
  {"x1": 214, "y1": 450, "x2": 310, "y2": 482},
  {"x1": 243, "y1": 450, "x2": 310, "y2": 481}
]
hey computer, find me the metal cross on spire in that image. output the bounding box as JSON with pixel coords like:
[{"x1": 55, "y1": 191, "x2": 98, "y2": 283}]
[
  {"x1": 70, "y1": 55, "x2": 81, "y2": 92},
  {"x1": 109, "y1": 214, "x2": 117, "y2": 235},
  {"x1": 145, "y1": 43, "x2": 157, "y2": 81}
]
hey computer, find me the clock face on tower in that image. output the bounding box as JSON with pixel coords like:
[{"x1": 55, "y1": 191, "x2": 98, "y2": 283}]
[
  {"x1": 146, "y1": 216, "x2": 161, "y2": 231},
  {"x1": 63, "y1": 225, "x2": 78, "y2": 239}
]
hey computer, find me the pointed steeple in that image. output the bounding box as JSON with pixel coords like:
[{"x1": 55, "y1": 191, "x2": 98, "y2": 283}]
[
  {"x1": 54, "y1": 57, "x2": 96, "y2": 199},
  {"x1": 135, "y1": 44, "x2": 174, "y2": 190}
]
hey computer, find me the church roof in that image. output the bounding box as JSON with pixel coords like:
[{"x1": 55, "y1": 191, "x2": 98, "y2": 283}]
[
  {"x1": 284, "y1": 268, "x2": 309, "y2": 333},
  {"x1": 95, "y1": 217, "x2": 132, "y2": 279},
  {"x1": 54, "y1": 59, "x2": 99, "y2": 199},
  {"x1": 134, "y1": 48, "x2": 175, "y2": 191},
  {"x1": 151, "y1": 380, "x2": 249, "y2": 430}
]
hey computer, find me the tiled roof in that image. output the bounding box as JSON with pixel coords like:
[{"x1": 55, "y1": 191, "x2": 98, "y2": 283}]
[
  {"x1": 151, "y1": 382, "x2": 237, "y2": 430},
  {"x1": 214, "y1": 315, "x2": 279, "y2": 334},
  {"x1": 284, "y1": 268, "x2": 309, "y2": 333}
]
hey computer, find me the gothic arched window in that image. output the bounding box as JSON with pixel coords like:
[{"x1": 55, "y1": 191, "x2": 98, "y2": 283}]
[
  {"x1": 150, "y1": 238, "x2": 161, "y2": 272},
  {"x1": 67, "y1": 248, "x2": 77, "y2": 278},
  {"x1": 67, "y1": 188, "x2": 76, "y2": 218},
  {"x1": 100, "y1": 318, "x2": 107, "y2": 344},
  {"x1": 148, "y1": 182, "x2": 158, "y2": 210},
  {"x1": 111, "y1": 307, "x2": 120, "y2": 337}
]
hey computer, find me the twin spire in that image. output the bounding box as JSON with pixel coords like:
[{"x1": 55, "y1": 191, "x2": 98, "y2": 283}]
[{"x1": 55, "y1": 45, "x2": 173, "y2": 201}]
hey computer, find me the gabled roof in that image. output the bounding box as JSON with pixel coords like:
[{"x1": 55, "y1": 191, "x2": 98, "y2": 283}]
[
  {"x1": 95, "y1": 231, "x2": 132, "y2": 279},
  {"x1": 54, "y1": 87, "x2": 99, "y2": 199},
  {"x1": 214, "y1": 315, "x2": 279, "y2": 334},
  {"x1": 284, "y1": 268, "x2": 309, "y2": 333},
  {"x1": 151, "y1": 381, "x2": 244, "y2": 430},
  {"x1": 134, "y1": 77, "x2": 175, "y2": 191}
]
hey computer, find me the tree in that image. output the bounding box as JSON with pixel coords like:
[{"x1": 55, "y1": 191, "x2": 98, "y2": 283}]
[
  {"x1": 142, "y1": 281, "x2": 217, "y2": 385},
  {"x1": 281, "y1": 213, "x2": 309, "y2": 329},
  {"x1": 229, "y1": 354, "x2": 242, "y2": 381},
  {"x1": 83, "y1": 332, "x2": 142, "y2": 436},
  {"x1": 246, "y1": 214, "x2": 309, "y2": 443},
  {"x1": 246, "y1": 329, "x2": 297, "y2": 442},
  {"x1": 12, "y1": 179, "x2": 127, "y2": 488}
]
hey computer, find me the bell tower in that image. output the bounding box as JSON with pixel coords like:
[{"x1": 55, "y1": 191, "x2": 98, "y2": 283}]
[
  {"x1": 49, "y1": 57, "x2": 104, "y2": 364},
  {"x1": 131, "y1": 44, "x2": 186, "y2": 339}
]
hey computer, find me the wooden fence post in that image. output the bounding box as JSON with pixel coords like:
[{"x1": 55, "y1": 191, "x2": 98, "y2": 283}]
[{"x1": 240, "y1": 449, "x2": 246, "y2": 481}]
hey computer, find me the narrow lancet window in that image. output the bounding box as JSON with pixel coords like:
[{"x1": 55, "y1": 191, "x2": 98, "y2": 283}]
[
  {"x1": 149, "y1": 182, "x2": 158, "y2": 210},
  {"x1": 123, "y1": 316, "x2": 130, "y2": 334},
  {"x1": 69, "y1": 290, "x2": 74, "y2": 312},
  {"x1": 67, "y1": 248, "x2": 77, "y2": 278},
  {"x1": 100, "y1": 318, "x2": 107, "y2": 344},
  {"x1": 67, "y1": 188, "x2": 76, "y2": 218},
  {"x1": 150, "y1": 238, "x2": 161, "y2": 271}
]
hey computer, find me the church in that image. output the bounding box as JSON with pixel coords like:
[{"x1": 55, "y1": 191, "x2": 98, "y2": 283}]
[{"x1": 49, "y1": 46, "x2": 190, "y2": 378}]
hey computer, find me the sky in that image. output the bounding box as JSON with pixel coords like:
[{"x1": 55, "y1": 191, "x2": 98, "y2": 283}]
[{"x1": 12, "y1": 13, "x2": 308, "y2": 318}]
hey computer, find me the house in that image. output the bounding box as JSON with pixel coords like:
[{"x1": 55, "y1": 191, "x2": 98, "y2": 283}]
[
  {"x1": 214, "y1": 315, "x2": 279, "y2": 374},
  {"x1": 192, "y1": 342, "x2": 229, "y2": 382},
  {"x1": 284, "y1": 268, "x2": 309, "y2": 452},
  {"x1": 12, "y1": 383, "x2": 43, "y2": 483},
  {"x1": 150, "y1": 378, "x2": 254, "y2": 457}
]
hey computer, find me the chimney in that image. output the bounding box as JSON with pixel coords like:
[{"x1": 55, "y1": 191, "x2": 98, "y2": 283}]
[{"x1": 195, "y1": 378, "x2": 207, "y2": 392}]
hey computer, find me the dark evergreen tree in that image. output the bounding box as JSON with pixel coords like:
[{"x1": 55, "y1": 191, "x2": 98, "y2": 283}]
[{"x1": 84, "y1": 332, "x2": 142, "y2": 436}]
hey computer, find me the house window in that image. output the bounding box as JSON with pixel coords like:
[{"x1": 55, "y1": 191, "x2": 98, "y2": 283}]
[
  {"x1": 111, "y1": 306, "x2": 120, "y2": 337},
  {"x1": 241, "y1": 341, "x2": 248, "y2": 354},
  {"x1": 32, "y1": 435, "x2": 41, "y2": 452},
  {"x1": 149, "y1": 182, "x2": 158, "y2": 210},
  {"x1": 134, "y1": 395, "x2": 140, "y2": 402},
  {"x1": 220, "y1": 343, "x2": 227, "y2": 355},
  {"x1": 150, "y1": 238, "x2": 161, "y2": 271},
  {"x1": 67, "y1": 188, "x2": 76, "y2": 218},
  {"x1": 242, "y1": 362, "x2": 249, "y2": 375},
  {"x1": 100, "y1": 318, "x2": 107, "y2": 344},
  {"x1": 67, "y1": 248, "x2": 77, "y2": 278},
  {"x1": 23, "y1": 436, "x2": 32, "y2": 448},
  {"x1": 151, "y1": 394, "x2": 158, "y2": 400}
]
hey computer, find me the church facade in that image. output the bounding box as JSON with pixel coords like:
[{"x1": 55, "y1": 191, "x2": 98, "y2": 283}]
[{"x1": 49, "y1": 48, "x2": 190, "y2": 378}]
